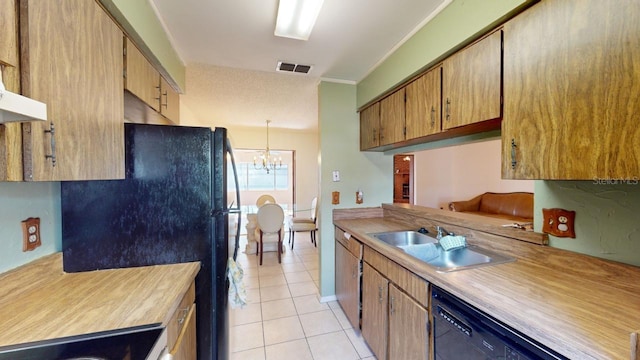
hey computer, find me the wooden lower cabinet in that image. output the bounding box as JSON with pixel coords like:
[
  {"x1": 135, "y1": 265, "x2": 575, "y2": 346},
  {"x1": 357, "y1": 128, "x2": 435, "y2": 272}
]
[
  {"x1": 335, "y1": 240, "x2": 361, "y2": 329},
  {"x1": 361, "y1": 263, "x2": 389, "y2": 360},
  {"x1": 389, "y1": 284, "x2": 429, "y2": 360},
  {"x1": 361, "y1": 245, "x2": 430, "y2": 360},
  {"x1": 167, "y1": 282, "x2": 197, "y2": 360}
]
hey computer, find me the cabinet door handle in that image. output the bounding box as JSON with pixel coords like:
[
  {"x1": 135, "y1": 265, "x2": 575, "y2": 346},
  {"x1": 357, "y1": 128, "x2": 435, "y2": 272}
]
[
  {"x1": 44, "y1": 122, "x2": 57, "y2": 167},
  {"x1": 177, "y1": 306, "x2": 190, "y2": 325},
  {"x1": 390, "y1": 296, "x2": 395, "y2": 314},
  {"x1": 162, "y1": 91, "x2": 168, "y2": 108},
  {"x1": 445, "y1": 98, "x2": 451, "y2": 122},
  {"x1": 378, "y1": 286, "x2": 383, "y2": 303},
  {"x1": 510, "y1": 139, "x2": 517, "y2": 169},
  {"x1": 430, "y1": 106, "x2": 436, "y2": 127}
]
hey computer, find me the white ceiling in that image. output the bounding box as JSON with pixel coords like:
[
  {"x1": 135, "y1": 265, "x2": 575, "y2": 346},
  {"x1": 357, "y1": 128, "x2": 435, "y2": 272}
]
[{"x1": 150, "y1": 0, "x2": 448, "y2": 130}]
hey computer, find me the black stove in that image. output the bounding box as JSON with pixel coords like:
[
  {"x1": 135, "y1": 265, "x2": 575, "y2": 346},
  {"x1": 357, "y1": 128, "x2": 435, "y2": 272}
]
[{"x1": 0, "y1": 324, "x2": 165, "y2": 360}]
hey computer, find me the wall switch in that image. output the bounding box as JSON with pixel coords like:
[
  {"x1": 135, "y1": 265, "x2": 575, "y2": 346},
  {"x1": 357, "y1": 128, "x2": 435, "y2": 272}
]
[
  {"x1": 21, "y1": 217, "x2": 42, "y2": 252},
  {"x1": 542, "y1": 208, "x2": 576, "y2": 238},
  {"x1": 356, "y1": 190, "x2": 363, "y2": 204},
  {"x1": 332, "y1": 170, "x2": 340, "y2": 182}
]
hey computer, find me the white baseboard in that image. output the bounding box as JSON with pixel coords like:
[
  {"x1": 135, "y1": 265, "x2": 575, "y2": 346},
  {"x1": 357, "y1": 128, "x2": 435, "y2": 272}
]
[{"x1": 319, "y1": 294, "x2": 337, "y2": 303}]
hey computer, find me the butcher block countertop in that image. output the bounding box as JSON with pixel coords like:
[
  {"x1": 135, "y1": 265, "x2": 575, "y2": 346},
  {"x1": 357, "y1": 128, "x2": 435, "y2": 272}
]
[
  {"x1": 0, "y1": 253, "x2": 200, "y2": 348},
  {"x1": 334, "y1": 204, "x2": 640, "y2": 360}
]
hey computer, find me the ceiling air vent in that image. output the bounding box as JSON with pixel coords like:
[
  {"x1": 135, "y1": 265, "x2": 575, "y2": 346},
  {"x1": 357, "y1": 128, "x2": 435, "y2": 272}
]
[{"x1": 276, "y1": 61, "x2": 312, "y2": 74}]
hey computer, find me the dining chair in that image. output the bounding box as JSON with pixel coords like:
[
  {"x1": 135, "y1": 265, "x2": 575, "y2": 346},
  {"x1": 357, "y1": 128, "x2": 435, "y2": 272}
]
[
  {"x1": 256, "y1": 194, "x2": 276, "y2": 207},
  {"x1": 289, "y1": 197, "x2": 318, "y2": 249},
  {"x1": 256, "y1": 203, "x2": 284, "y2": 265}
]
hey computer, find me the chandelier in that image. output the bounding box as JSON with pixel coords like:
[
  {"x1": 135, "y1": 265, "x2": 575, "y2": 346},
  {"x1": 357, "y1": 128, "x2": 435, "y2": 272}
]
[{"x1": 254, "y1": 120, "x2": 282, "y2": 174}]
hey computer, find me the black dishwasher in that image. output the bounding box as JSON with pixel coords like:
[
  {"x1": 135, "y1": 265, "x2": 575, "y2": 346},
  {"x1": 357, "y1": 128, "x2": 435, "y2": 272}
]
[{"x1": 432, "y1": 286, "x2": 568, "y2": 360}]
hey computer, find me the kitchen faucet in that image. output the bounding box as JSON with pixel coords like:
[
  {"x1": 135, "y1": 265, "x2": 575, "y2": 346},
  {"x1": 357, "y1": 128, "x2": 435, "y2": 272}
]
[{"x1": 436, "y1": 226, "x2": 454, "y2": 240}]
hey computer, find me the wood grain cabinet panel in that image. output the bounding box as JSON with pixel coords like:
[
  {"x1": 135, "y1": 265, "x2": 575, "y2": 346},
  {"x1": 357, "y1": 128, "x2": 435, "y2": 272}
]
[
  {"x1": 0, "y1": 0, "x2": 23, "y2": 181},
  {"x1": 361, "y1": 263, "x2": 389, "y2": 360},
  {"x1": 502, "y1": 0, "x2": 640, "y2": 179},
  {"x1": 125, "y1": 38, "x2": 160, "y2": 112},
  {"x1": 160, "y1": 76, "x2": 180, "y2": 123},
  {"x1": 360, "y1": 102, "x2": 380, "y2": 150},
  {"x1": 443, "y1": 30, "x2": 502, "y2": 130},
  {"x1": 406, "y1": 66, "x2": 442, "y2": 139},
  {"x1": 0, "y1": 0, "x2": 18, "y2": 67},
  {"x1": 388, "y1": 284, "x2": 429, "y2": 360},
  {"x1": 379, "y1": 88, "x2": 405, "y2": 146},
  {"x1": 335, "y1": 240, "x2": 361, "y2": 329},
  {"x1": 20, "y1": 0, "x2": 124, "y2": 181}
]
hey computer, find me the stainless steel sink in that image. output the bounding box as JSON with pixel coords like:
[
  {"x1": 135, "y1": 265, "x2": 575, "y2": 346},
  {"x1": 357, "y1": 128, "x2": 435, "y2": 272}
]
[
  {"x1": 420, "y1": 244, "x2": 515, "y2": 272},
  {"x1": 370, "y1": 230, "x2": 437, "y2": 247},
  {"x1": 370, "y1": 230, "x2": 515, "y2": 272}
]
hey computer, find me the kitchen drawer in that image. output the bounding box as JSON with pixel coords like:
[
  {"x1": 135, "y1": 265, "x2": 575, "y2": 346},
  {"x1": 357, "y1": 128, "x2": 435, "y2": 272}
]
[
  {"x1": 167, "y1": 281, "x2": 196, "y2": 350},
  {"x1": 335, "y1": 226, "x2": 363, "y2": 259}
]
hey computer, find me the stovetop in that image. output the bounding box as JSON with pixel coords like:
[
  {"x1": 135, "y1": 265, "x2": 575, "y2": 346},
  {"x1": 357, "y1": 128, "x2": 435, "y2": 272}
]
[{"x1": 0, "y1": 324, "x2": 163, "y2": 360}]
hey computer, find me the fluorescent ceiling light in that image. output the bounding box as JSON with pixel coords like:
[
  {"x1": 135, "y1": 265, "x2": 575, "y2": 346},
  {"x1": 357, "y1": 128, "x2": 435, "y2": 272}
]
[{"x1": 275, "y1": 0, "x2": 324, "y2": 41}]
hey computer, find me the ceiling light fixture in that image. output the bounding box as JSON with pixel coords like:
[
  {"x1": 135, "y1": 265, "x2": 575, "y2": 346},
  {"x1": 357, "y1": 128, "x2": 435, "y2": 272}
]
[
  {"x1": 274, "y1": 0, "x2": 324, "y2": 41},
  {"x1": 254, "y1": 120, "x2": 282, "y2": 174}
]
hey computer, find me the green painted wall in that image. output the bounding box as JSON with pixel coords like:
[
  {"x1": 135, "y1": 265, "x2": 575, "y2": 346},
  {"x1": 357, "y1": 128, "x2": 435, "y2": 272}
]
[
  {"x1": 317, "y1": 81, "x2": 392, "y2": 298},
  {"x1": 535, "y1": 181, "x2": 640, "y2": 267},
  {"x1": 357, "y1": 0, "x2": 530, "y2": 107},
  {"x1": 100, "y1": 0, "x2": 186, "y2": 91},
  {"x1": 0, "y1": 183, "x2": 61, "y2": 273}
]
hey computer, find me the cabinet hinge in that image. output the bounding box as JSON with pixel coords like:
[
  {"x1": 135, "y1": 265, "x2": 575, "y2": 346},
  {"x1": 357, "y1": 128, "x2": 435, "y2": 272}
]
[
  {"x1": 403, "y1": 126, "x2": 406, "y2": 136},
  {"x1": 123, "y1": 47, "x2": 127, "y2": 56},
  {"x1": 123, "y1": 69, "x2": 127, "y2": 78}
]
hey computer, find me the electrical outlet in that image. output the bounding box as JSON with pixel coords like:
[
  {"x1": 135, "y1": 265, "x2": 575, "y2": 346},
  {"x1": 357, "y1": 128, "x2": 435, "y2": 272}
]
[
  {"x1": 332, "y1": 191, "x2": 340, "y2": 205},
  {"x1": 21, "y1": 217, "x2": 41, "y2": 252},
  {"x1": 542, "y1": 208, "x2": 576, "y2": 238}
]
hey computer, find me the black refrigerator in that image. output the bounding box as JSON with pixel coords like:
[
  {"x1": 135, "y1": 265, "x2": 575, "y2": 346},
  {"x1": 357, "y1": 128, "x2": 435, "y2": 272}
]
[{"x1": 61, "y1": 123, "x2": 241, "y2": 360}]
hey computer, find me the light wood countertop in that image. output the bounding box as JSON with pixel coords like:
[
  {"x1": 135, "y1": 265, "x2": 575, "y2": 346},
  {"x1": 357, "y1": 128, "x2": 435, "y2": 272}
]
[
  {"x1": 0, "y1": 253, "x2": 200, "y2": 347},
  {"x1": 334, "y1": 205, "x2": 640, "y2": 360}
]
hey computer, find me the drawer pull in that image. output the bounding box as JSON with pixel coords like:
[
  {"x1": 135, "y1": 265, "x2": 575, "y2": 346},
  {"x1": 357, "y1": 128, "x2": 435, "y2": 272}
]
[{"x1": 378, "y1": 286, "x2": 383, "y2": 303}]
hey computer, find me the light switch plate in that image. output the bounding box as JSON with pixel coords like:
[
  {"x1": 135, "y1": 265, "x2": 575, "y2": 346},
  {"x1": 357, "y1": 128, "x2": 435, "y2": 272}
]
[
  {"x1": 542, "y1": 208, "x2": 576, "y2": 238},
  {"x1": 332, "y1": 191, "x2": 340, "y2": 205},
  {"x1": 332, "y1": 170, "x2": 340, "y2": 182}
]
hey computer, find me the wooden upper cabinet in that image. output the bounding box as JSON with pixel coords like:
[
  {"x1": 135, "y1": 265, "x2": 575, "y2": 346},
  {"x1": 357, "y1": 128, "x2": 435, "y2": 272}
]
[
  {"x1": 405, "y1": 65, "x2": 442, "y2": 139},
  {"x1": 125, "y1": 38, "x2": 160, "y2": 112},
  {"x1": 443, "y1": 30, "x2": 502, "y2": 130},
  {"x1": 20, "y1": 0, "x2": 124, "y2": 181},
  {"x1": 379, "y1": 88, "x2": 405, "y2": 146},
  {"x1": 160, "y1": 76, "x2": 180, "y2": 123},
  {"x1": 502, "y1": 0, "x2": 640, "y2": 180},
  {"x1": 0, "y1": 0, "x2": 18, "y2": 67},
  {"x1": 360, "y1": 102, "x2": 380, "y2": 150}
]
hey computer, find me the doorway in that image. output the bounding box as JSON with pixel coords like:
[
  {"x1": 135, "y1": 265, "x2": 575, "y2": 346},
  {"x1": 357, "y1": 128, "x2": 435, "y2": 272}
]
[{"x1": 393, "y1": 154, "x2": 414, "y2": 204}]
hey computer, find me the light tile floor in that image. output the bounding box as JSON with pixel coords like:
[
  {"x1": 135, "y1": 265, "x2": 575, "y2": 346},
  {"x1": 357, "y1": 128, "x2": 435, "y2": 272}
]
[{"x1": 229, "y1": 233, "x2": 376, "y2": 360}]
